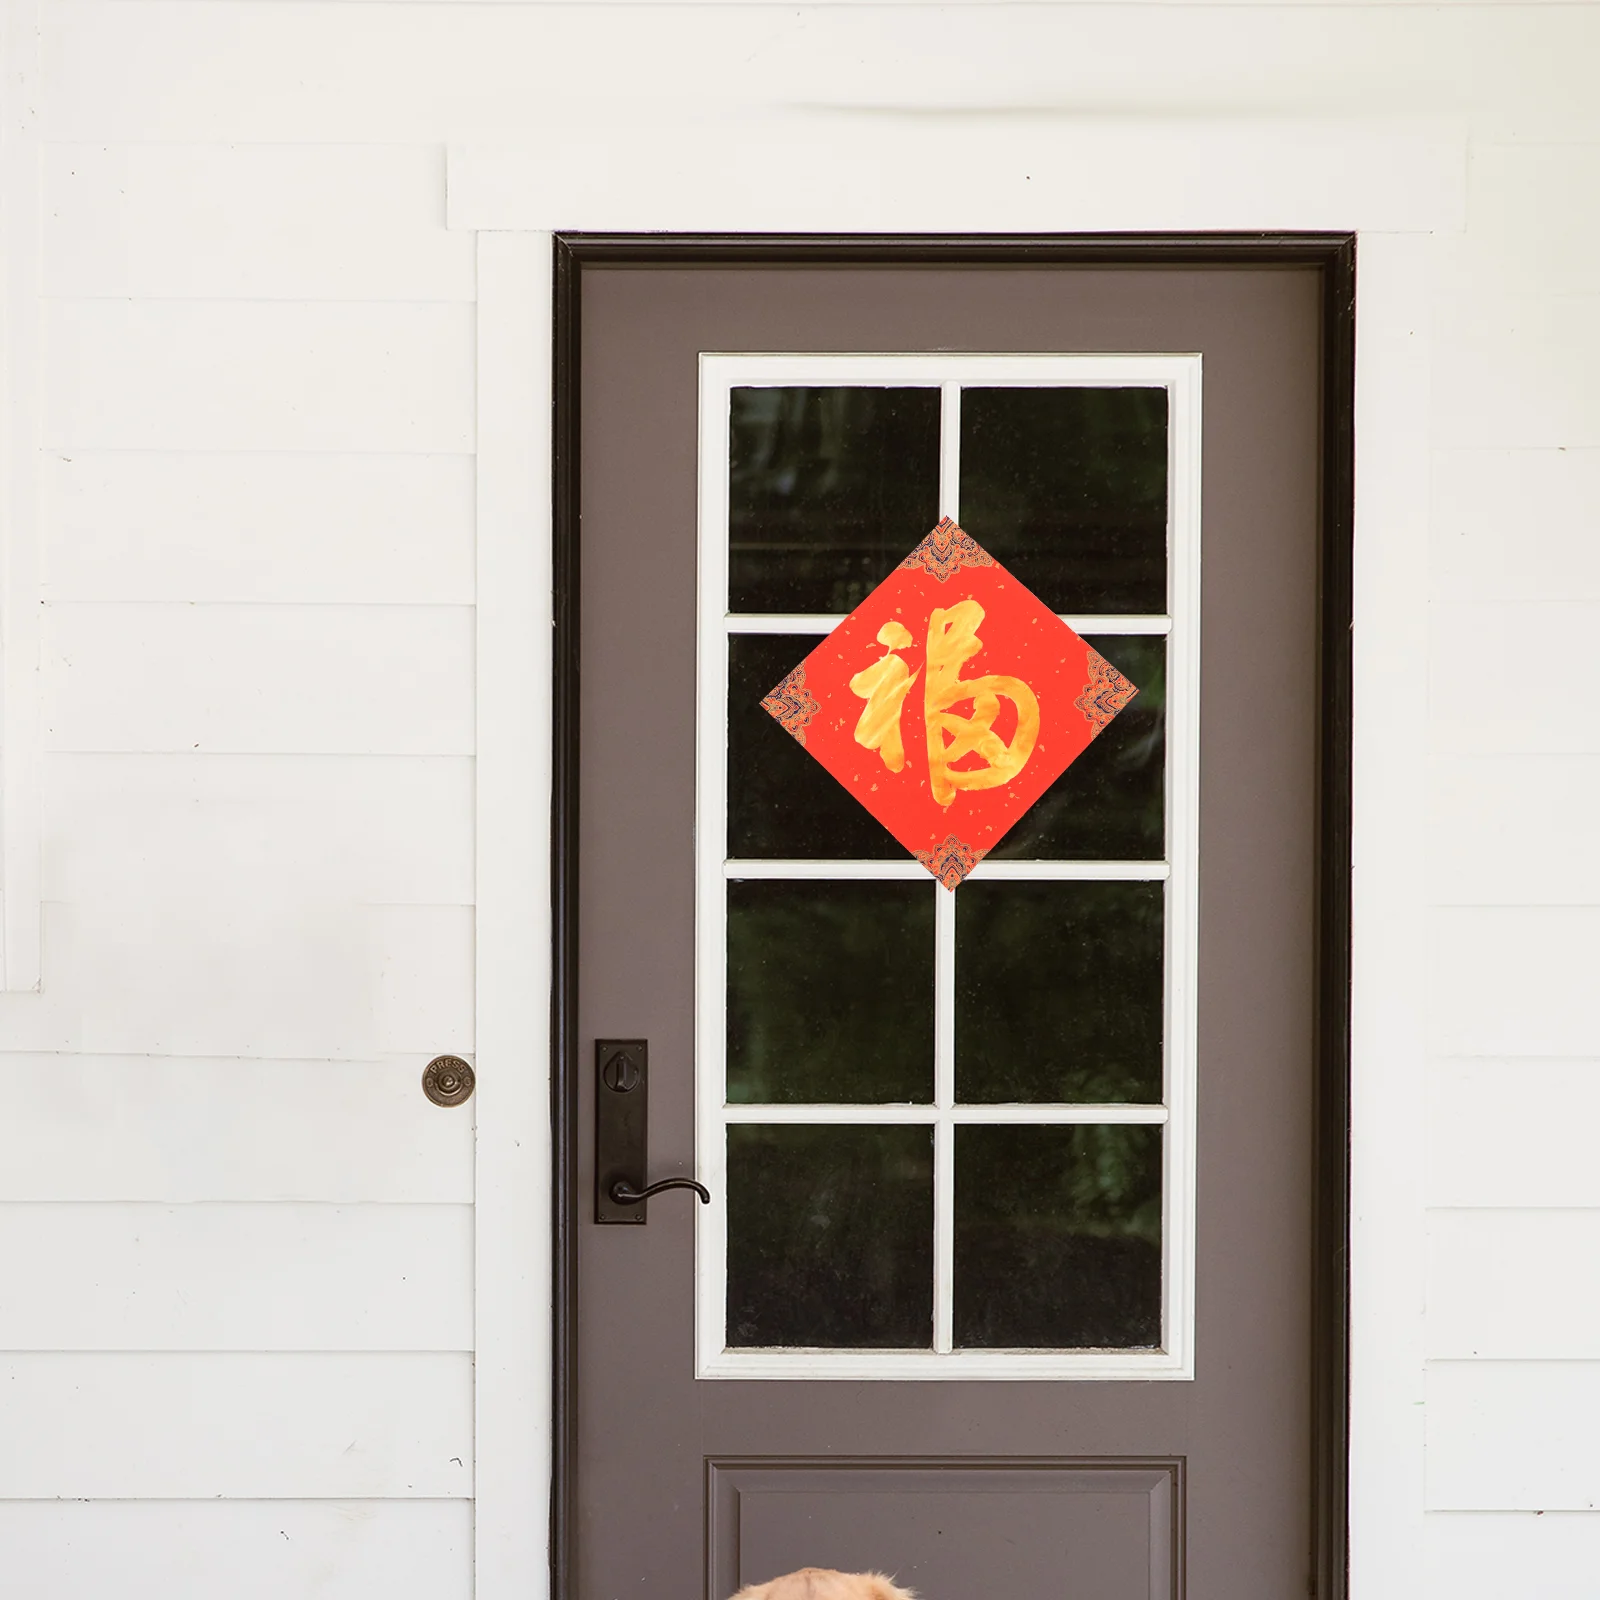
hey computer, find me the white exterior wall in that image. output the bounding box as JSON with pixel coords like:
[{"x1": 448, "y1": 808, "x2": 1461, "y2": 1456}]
[{"x1": 1, "y1": 2, "x2": 1596, "y2": 1596}]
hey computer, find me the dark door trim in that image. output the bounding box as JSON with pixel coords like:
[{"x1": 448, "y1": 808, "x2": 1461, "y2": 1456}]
[{"x1": 551, "y1": 232, "x2": 1355, "y2": 1600}]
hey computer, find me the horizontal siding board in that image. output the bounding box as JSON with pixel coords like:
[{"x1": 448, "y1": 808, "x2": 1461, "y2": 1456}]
[
  {"x1": 41, "y1": 300, "x2": 474, "y2": 453},
  {"x1": 42, "y1": 753, "x2": 474, "y2": 908},
  {"x1": 1428, "y1": 1210, "x2": 1600, "y2": 1359},
  {"x1": 39, "y1": 4, "x2": 1600, "y2": 144},
  {"x1": 1429, "y1": 755, "x2": 1600, "y2": 906},
  {"x1": 375, "y1": 904, "x2": 475, "y2": 1055},
  {"x1": 1426, "y1": 1511, "x2": 1600, "y2": 1600},
  {"x1": 1432, "y1": 293, "x2": 1600, "y2": 450},
  {"x1": 1431, "y1": 601, "x2": 1600, "y2": 754},
  {"x1": 1427, "y1": 1361, "x2": 1600, "y2": 1509},
  {"x1": 0, "y1": 1352, "x2": 473, "y2": 1498},
  {"x1": 43, "y1": 142, "x2": 473, "y2": 301},
  {"x1": 43, "y1": 451, "x2": 475, "y2": 604},
  {"x1": 43, "y1": 604, "x2": 474, "y2": 755},
  {"x1": 1428, "y1": 1061, "x2": 1600, "y2": 1209},
  {"x1": 0, "y1": 1055, "x2": 472, "y2": 1203},
  {"x1": 0, "y1": 1500, "x2": 471, "y2": 1600},
  {"x1": 0, "y1": 1204, "x2": 473, "y2": 1352},
  {"x1": 0, "y1": 902, "x2": 471, "y2": 1058},
  {"x1": 1431, "y1": 909, "x2": 1600, "y2": 1058},
  {"x1": 31, "y1": 902, "x2": 467, "y2": 1062},
  {"x1": 1444, "y1": 145, "x2": 1600, "y2": 299},
  {"x1": 1431, "y1": 448, "x2": 1600, "y2": 603}
]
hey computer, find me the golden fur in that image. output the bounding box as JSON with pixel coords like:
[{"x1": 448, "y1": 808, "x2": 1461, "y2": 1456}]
[{"x1": 730, "y1": 1569, "x2": 916, "y2": 1600}]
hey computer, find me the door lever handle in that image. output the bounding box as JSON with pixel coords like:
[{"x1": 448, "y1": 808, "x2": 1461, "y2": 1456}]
[{"x1": 609, "y1": 1176, "x2": 711, "y2": 1207}]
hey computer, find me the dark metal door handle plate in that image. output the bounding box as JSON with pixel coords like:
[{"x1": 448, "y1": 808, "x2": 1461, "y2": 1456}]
[{"x1": 595, "y1": 1039, "x2": 709, "y2": 1224}]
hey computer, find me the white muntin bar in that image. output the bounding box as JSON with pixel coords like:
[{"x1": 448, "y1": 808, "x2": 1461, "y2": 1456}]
[
  {"x1": 723, "y1": 614, "x2": 1172, "y2": 636},
  {"x1": 932, "y1": 881, "x2": 958, "y2": 1354},
  {"x1": 939, "y1": 381, "x2": 962, "y2": 523},
  {"x1": 724, "y1": 858, "x2": 1170, "y2": 882},
  {"x1": 720, "y1": 1103, "x2": 1169, "y2": 1125}
]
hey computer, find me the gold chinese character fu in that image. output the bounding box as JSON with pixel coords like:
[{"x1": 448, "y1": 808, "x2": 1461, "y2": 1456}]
[
  {"x1": 848, "y1": 620, "x2": 920, "y2": 773},
  {"x1": 850, "y1": 600, "x2": 1039, "y2": 807}
]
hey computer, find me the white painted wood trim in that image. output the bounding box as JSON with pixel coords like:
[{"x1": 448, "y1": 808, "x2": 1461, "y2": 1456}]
[
  {"x1": 0, "y1": 0, "x2": 42, "y2": 990},
  {"x1": 694, "y1": 352, "x2": 1199, "y2": 1382},
  {"x1": 474, "y1": 229, "x2": 552, "y2": 1600},
  {"x1": 1163, "y1": 350, "x2": 1203, "y2": 1388},
  {"x1": 1345, "y1": 231, "x2": 1433, "y2": 1600},
  {"x1": 447, "y1": 119, "x2": 1466, "y2": 236},
  {"x1": 458, "y1": 115, "x2": 1463, "y2": 1589},
  {"x1": 696, "y1": 1345, "x2": 1192, "y2": 1383}
]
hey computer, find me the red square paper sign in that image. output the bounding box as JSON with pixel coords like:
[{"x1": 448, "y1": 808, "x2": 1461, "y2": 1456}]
[{"x1": 760, "y1": 519, "x2": 1138, "y2": 888}]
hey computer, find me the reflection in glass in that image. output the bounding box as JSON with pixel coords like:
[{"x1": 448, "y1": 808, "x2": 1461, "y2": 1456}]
[
  {"x1": 727, "y1": 1123, "x2": 934, "y2": 1348},
  {"x1": 956, "y1": 880, "x2": 1164, "y2": 1104},
  {"x1": 727, "y1": 880, "x2": 934, "y2": 1104},
  {"x1": 960, "y1": 387, "x2": 1168, "y2": 614},
  {"x1": 730, "y1": 387, "x2": 941, "y2": 614},
  {"x1": 954, "y1": 1123, "x2": 1162, "y2": 1349},
  {"x1": 988, "y1": 636, "x2": 1165, "y2": 861},
  {"x1": 728, "y1": 634, "x2": 901, "y2": 860}
]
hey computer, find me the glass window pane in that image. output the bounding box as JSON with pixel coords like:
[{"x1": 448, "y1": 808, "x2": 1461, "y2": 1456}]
[
  {"x1": 954, "y1": 1123, "x2": 1162, "y2": 1349},
  {"x1": 985, "y1": 635, "x2": 1165, "y2": 862},
  {"x1": 726, "y1": 1123, "x2": 934, "y2": 1349},
  {"x1": 729, "y1": 387, "x2": 941, "y2": 614},
  {"x1": 729, "y1": 633, "x2": 901, "y2": 860},
  {"x1": 959, "y1": 387, "x2": 1167, "y2": 615},
  {"x1": 727, "y1": 880, "x2": 934, "y2": 1105},
  {"x1": 956, "y1": 880, "x2": 1164, "y2": 1104}
]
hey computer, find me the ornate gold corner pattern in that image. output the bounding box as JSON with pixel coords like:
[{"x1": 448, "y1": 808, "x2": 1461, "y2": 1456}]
[
  {"x1": 761, "y1": 665, "x2": 820, "y2": 746},
  {"x1": 1074, "y1": 650, "x2": 1138, "y2": 738},
  {"x1": 913, "y1": 833, "x2": 987, "y2": 890},
  {"x1": 900, "y1": 517, "x2": 997, "y2": 584}
]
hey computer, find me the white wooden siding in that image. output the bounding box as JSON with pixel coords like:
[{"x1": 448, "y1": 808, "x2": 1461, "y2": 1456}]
[
  {"x1": 1426, "y1": 1513, "x2": 1600, "y2": 1600},
  {"x1": 43, "y1": 452, "x2": 476, "y2": 604},
  {"x1": 1432, "y1": 603, "x2": 1600, "y2": 754},
  {"x1": 44, "y1": 604, "x2": 475, "y2": 755},
  {"x1": 42, "y1": 142, "x2": 473, "y2": 303},
  {"x1": 1429, "y1": 755, "x2": 1600, "y2": 906},
  {"x1": 1429, "y1": 1061, "x2": 1600, "y2": 1211},
  {"x1": 1428, "y1": 1211, "x2": 1600, "y2": 1360},
  {"x1": 0, "y1": 1203, "x2": 473, "y2": 1350},
  {"x1": 1419, "y1": 126, "x2": 1600, "y2": 1565},
  {"x1": 0, "y1": 1500, "x2": 473, "y2": 1600},
  {"x1": 0, "y1": 904, "x2": 467, "y2": 1057},
  {"x1": 4, "y1": 68, "x2": 481, "y2": 1596},
  {"x1": 1431, "y1": 909, "x2": 1600, "y2": 1059},
  {"x1": 1427, "y1": 1363, "x2": 1600, "y2": 1511},
  {"x1": 0, "y1": 1352, "x2": 473, "y2": 1498},
  {"x1": 1432, "y1": 449, "x2": 1600, "y2": 601},
  {"x1": 3, "y1": 3, "x2": 1598, "y2": 1598},
  {"x1": 42, "y1": 753, "x2": 475, "y2": 907},
  {"x1": 0, "y1": 1055, "x2": 472, "y2": 1203},
  {"x1": 41, "y1": 300, "x2": 474, "y2": 454}
]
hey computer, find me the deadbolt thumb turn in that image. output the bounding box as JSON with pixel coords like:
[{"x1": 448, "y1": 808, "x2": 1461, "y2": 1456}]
[{"x1": 595, "y1": 1039, "x2": 711, "y2": 1224}]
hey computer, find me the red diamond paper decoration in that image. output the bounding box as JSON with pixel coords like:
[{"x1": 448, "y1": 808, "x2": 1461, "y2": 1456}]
[{"x1": 760, "y1": 519, "x2": 1138, "y2": 888}]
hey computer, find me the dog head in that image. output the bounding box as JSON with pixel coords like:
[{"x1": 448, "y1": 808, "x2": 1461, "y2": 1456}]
[{"x1": 730, "y1": 1569, "x2": 916, "y2": 1600}]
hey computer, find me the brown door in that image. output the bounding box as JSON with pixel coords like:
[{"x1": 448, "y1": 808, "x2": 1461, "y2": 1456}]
[{"x1": 558, "y1": 244, "x2": 1350, "y2": 1600}]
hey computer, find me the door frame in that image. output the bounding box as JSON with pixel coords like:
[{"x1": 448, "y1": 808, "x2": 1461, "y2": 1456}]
[{"x1": 548, "y1": 232, "x2": 1355, "y2": 1600}]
